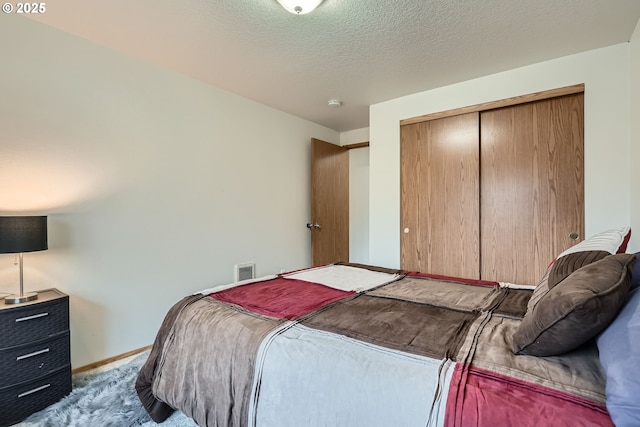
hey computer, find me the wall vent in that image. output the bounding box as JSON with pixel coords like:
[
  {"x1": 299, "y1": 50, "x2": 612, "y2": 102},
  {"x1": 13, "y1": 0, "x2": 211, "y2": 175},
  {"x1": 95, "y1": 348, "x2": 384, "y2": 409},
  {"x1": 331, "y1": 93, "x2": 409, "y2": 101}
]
[{"x1": 235, "y1": 263, "x2": 255, "y2": 282}]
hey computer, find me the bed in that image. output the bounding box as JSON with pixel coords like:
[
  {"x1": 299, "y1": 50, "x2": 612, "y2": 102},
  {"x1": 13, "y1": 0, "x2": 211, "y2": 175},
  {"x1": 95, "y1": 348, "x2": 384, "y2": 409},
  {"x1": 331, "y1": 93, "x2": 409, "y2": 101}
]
[{"x1": 136, "y1": 228, "x2": 640, "y2": 427}]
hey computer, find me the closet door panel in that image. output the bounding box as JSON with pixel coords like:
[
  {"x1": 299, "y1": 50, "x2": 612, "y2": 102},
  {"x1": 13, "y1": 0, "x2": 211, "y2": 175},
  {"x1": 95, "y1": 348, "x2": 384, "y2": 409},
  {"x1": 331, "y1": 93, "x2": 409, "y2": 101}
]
[
  {"x1": 480, "y1": 94, "x2": 584, "y2": 285},
  {"x1": 401, "y1": 113, "x2": 480, "y2": 277}
]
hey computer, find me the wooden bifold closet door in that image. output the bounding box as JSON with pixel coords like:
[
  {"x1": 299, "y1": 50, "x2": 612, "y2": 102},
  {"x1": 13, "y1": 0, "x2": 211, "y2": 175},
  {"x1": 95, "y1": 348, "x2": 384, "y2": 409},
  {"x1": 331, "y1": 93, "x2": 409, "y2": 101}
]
[
  {"x1": 400, "y1": 112, "x2": 480, "y2": 278},
  {"x1": 480, "y1": 94, "x2": 584, "y2": 284},
  {"x1": 400, "y1": 92, "x2": 584, "y2": 285}
]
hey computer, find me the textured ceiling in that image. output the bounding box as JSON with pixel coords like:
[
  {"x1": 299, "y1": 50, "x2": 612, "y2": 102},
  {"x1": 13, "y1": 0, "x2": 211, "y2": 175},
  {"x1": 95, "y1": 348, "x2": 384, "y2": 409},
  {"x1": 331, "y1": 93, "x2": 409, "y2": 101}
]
[{"x1": 26, "y1": 0, "x2": 640, "y2": 132}]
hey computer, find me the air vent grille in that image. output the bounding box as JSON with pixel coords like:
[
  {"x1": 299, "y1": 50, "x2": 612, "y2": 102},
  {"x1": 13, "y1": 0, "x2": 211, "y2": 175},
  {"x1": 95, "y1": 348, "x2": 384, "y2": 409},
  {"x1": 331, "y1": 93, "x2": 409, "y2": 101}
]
[{"x1": 235, "y1": 263, "x2": 255, "y2": 282}]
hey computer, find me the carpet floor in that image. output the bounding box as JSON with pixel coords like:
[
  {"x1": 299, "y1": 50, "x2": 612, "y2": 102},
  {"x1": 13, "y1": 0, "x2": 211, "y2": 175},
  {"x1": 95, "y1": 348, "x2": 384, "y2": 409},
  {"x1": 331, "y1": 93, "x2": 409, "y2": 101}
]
[{"x1": 14, "y1": 351, "x2": 198, "y2": 427}]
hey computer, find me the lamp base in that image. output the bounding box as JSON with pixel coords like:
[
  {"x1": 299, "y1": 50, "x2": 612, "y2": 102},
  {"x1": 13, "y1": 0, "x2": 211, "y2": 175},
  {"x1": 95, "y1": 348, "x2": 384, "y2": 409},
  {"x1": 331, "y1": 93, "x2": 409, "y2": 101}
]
[{"x1": 4, "y1": 292, "x2": 38, "y2": 304}]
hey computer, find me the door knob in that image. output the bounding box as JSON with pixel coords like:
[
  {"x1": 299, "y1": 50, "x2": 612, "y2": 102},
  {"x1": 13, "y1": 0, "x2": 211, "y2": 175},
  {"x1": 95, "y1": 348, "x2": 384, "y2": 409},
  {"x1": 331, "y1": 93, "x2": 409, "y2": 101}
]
[
  {"x1": 306, "y1": 223, "x2": 321, "y2": 229},
  {"x1": 569, "y1": 232, "x2": 579, "y2": 240}
]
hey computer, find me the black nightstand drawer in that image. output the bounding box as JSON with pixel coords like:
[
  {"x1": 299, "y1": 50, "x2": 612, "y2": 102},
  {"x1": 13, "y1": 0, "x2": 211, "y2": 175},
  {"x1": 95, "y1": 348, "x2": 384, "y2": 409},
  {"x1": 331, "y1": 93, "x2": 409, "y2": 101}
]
[
  {"x1": 0, "y1": 366, "x2": 71, "y2": 426},
  {"x1": 0, "y1": 332, "x2": 70, "y2": 385},
  {"x1": 0, "y1": 295, "x2": 69, "y2": 349},
  {"x1": 0, "y1": 289, "x2": 71, "y2": 425}
]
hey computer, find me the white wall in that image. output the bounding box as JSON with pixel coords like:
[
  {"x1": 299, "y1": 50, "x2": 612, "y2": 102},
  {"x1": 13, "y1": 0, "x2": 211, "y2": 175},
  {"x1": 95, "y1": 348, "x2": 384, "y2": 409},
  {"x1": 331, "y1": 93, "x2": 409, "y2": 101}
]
[
  {"x1": 630, "y1": 19, "x2": 640, "y2": 253},
  {"x1": 340, "y1": 128, "x2": 369, "y2": 147},
  {"x1": 370, "y1": 43, "x2": 633, "y2": 268},
  {"x1": 0, "y1": 16, "x2": 338, "y2": 367},
  {"x1": 340, "y1": 128, "x2": 370, "y2": 264},
  {"x1": 349, "y1": 148, "x2": 370, "y2": 263}
]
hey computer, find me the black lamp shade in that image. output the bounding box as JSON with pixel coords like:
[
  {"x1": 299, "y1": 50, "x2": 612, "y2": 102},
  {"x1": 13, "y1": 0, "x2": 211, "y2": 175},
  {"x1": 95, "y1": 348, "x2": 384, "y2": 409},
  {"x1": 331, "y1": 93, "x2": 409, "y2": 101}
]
[{"x1": 0, "y1": 216, "x2": 48, "y2": 254}]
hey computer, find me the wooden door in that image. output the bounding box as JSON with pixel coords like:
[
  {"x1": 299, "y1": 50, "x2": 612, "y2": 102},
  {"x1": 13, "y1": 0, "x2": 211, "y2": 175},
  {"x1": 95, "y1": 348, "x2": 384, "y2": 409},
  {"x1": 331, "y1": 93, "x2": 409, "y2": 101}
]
[
  {"x1": 400, "y1": 113, "x2": 480, "y2": 277},
  {"x1": 310, "y1": 138, "x2": 349, "y2": 266},
  {"x1": 480, "y1": 94, "x2": 584, "y2": 285}
]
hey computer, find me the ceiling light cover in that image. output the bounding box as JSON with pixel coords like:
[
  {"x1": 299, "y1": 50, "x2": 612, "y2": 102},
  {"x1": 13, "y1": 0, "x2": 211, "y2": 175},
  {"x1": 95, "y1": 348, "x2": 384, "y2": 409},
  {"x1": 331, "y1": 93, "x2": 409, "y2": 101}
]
[{"x1": 276, "y1": 0, "x2": 323, "y2": 15}]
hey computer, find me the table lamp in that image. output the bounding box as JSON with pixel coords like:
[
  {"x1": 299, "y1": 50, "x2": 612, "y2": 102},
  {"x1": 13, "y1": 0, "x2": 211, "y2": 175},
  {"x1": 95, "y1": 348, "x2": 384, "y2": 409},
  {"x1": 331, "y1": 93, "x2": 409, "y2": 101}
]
[{"x1": 0, "y1": 216, "x2": 48, "y2": 304}]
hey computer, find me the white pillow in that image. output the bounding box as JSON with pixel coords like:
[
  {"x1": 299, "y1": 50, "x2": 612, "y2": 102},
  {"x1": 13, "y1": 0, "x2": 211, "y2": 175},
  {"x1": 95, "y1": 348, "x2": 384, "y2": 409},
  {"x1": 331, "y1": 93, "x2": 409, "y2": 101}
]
[{"x1": 558, "y1": 227, "x2": 631, "y2": 258}]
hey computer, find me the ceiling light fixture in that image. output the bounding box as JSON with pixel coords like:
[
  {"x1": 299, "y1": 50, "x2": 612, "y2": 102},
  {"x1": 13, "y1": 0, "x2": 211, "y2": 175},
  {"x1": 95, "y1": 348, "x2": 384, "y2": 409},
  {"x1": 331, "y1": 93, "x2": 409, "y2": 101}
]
[{"x1": 276, "y1": 0, "x2": 323, "y2": 15}]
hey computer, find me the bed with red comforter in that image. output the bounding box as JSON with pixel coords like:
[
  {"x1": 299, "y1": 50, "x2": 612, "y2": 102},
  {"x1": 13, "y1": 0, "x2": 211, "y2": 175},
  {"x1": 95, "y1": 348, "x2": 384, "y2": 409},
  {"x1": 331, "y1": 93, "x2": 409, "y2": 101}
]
[{"x1": 136, "y1": 231, "x2": 639, "y2": 427}]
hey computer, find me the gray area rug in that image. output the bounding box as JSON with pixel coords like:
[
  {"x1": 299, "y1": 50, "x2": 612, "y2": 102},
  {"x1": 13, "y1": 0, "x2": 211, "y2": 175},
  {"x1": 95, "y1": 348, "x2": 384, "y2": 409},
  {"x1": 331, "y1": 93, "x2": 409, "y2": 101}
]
[{"x1": 15, "y1": 351, "x2": 198, "y2": 427}]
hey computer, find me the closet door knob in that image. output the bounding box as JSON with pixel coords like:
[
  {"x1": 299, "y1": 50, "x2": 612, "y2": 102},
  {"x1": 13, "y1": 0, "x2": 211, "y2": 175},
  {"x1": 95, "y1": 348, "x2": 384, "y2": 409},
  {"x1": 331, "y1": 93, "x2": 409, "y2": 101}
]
[{"x1": 569, "y1": 232, "x2": 579, "y2": 240}]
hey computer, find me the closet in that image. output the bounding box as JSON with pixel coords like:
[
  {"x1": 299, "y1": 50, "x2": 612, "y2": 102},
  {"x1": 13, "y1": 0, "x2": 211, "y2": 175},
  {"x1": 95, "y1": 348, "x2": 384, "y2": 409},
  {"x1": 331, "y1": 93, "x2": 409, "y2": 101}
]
[{"x1": 400, "y1": 86, "x2": 584, "y2": 285}]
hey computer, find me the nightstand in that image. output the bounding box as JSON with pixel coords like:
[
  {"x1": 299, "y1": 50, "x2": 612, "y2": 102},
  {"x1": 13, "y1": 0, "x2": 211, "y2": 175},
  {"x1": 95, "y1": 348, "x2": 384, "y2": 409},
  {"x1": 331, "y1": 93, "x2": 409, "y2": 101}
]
[{"x1": 0, "y1": 289, "x2": 71, "y2": 426}]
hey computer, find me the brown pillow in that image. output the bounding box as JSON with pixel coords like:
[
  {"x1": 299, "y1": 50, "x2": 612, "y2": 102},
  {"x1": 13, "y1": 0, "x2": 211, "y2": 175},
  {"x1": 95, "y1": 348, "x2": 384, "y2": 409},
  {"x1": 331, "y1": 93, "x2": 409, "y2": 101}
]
[
  {"x1": 527, "y1": 251, "x2": 611, "y2": 315},
  {"x1": 512, "y1": 253, "x2": 636, "y2": 356},
  {"x1": 527, "y1": 228, "x2": 632, "y2": 314},
  {"x1": 548, "y1": 250, "x2": 610, "y2": 288}
]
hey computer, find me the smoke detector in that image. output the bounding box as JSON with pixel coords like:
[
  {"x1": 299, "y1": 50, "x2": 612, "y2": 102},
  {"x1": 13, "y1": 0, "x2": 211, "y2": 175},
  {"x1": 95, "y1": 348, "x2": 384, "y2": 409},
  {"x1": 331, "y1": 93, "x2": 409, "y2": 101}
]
[{"x1": 328, "y1": 99, "x2": 342, "y2": 108}]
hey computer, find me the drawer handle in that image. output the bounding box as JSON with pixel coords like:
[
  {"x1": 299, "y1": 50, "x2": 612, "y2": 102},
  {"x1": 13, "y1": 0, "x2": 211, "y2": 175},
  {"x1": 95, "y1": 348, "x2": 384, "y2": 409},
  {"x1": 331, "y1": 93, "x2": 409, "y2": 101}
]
[
  {"x1": 17, "y1": 348, "x2": 50, "y2": 361},
  {"x1": 18, "y1": 383, "x2": 51, "y2": 398},
  {"x1": 15, "y1": 312, "x2": 49, "y2": 322}
]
